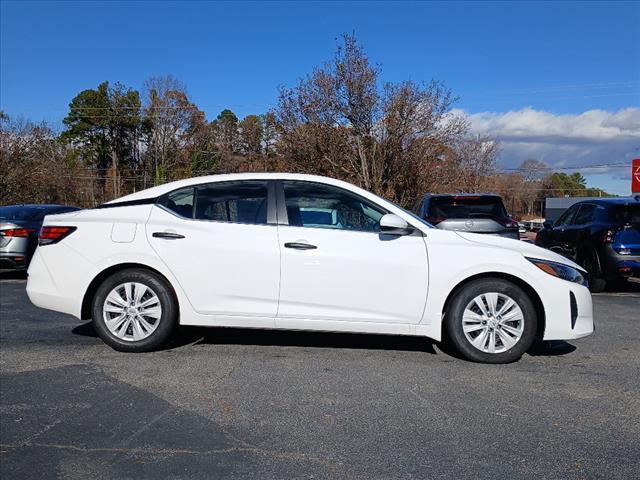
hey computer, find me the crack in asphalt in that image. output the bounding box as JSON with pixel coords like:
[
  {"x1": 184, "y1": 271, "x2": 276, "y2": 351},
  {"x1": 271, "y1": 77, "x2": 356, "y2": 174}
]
[{"x1": 0, "y1": 442, "x2": 341, "y2": 467}]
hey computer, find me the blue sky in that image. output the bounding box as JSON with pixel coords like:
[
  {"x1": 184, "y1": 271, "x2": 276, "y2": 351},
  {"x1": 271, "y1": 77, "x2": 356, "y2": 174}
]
[{"x1": 1, "y1": 1, "x2": 639, "y2": 194}]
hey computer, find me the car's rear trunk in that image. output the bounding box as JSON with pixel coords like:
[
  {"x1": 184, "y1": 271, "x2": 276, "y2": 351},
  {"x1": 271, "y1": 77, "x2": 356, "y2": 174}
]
[
  {"x1": 425, "y1": 196, "x2": 518, "y2": 238},
  {"x1": 609, "y1": 204, "x2": 640, "y2": 255}
]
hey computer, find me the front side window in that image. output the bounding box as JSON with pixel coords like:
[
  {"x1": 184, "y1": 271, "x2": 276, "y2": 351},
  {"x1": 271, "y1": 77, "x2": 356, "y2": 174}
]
[
  {"x1": 283, "y1": 181, "x2": 386, "y2": 232},
  {"x1": 573, "y1": 204, "x2": 596, "y2": 225},
  {"x1": 554, "y1": 205, "x2": 578, "y2": 227},
  {"x1": 195, "y1": 181, "x2": 269, "y2": 225}
]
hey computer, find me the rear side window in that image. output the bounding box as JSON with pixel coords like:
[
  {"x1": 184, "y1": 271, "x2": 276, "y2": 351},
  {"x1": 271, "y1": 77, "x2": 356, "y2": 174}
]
[
  {"x1": 607, "y1": 204, "x2": 640, "y2": 224},
  {"x1": 195, "y1": 181, "x2": 269, "y2": 225},
  {"x1": 426, "y1": 196, "x2": 508, "y2": 220},
  {"x1": 158, "y1": 187, "x2": 195, "y2": 218}
]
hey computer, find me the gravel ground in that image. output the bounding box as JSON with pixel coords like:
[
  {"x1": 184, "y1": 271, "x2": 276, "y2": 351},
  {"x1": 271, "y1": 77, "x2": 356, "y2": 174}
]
[{"x1": 1, "y1": 275, "x2": 639, "y2": 479}]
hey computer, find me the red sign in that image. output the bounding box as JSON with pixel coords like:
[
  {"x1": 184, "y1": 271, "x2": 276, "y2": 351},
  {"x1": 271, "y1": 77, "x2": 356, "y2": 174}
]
[{"x1": 633, "y1": 159, "x2": 640, "y2": 194}]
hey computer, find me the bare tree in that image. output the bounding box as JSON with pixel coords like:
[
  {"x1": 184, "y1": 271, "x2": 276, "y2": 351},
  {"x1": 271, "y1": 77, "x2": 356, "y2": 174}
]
[
  {"x1": 276, "y1": 33, "x2": 476, "y2": 207},
  {"x1": 143, "y1": 75, "x2": 205, "y2": 184},
  {"x1": 519, "y1": 158, "x2": 550, "y2": 215}
]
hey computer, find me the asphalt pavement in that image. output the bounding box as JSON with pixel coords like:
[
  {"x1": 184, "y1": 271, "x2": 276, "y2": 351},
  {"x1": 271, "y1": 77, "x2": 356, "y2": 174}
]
[{"x1": 1, "y1": 274, "x2": 639, "y2": 479}]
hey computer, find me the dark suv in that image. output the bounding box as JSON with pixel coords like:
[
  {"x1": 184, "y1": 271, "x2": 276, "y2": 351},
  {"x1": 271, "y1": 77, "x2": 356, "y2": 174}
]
[
  {"x1": 535, "y1": 197, "x2": 640, "y2": 292},
  {"x1": 415, "y1": 194, "x2": 519, "y2": 240}
]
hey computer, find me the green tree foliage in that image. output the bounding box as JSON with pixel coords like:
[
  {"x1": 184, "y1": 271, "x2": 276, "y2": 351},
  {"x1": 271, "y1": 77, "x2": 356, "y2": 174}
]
[
  {"x1": 61, "y1": 81, "x2": 142, "y2": 198},
  {"x1": 212, "y1": 109, "x2": 239, "y2": 154}
]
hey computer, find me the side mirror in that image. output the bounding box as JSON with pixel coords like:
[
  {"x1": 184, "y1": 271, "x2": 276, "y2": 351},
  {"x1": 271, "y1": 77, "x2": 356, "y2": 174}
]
[
  {"x1": 543, "y1": 221, "x2": 552, "y2": 229},
  {"x1": 380, "y1": 213, "x2": 414, "y2": 236}
]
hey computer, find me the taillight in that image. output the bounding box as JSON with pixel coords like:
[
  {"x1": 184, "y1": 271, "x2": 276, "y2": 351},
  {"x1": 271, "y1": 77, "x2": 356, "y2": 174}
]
[
  {"x1": 427, "y1": 216, "x2": 444, "y2": 225},
  {"x1": 38, "y1": 226, "x2": 77, "y2": 246},
  {"x1": 0, "y1": 228, "x2": 35, "y2": 238}
]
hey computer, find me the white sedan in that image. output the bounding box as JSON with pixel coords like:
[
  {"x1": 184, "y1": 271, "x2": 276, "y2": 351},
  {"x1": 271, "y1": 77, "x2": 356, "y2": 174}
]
[{"x1": 26, "y1": 173, "x2": 594, "y2": 363}]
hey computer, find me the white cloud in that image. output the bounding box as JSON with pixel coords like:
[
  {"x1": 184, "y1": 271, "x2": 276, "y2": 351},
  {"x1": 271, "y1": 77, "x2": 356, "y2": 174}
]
[{"x1": 455, "y1": 107, "x2": 640, "y2": 180}]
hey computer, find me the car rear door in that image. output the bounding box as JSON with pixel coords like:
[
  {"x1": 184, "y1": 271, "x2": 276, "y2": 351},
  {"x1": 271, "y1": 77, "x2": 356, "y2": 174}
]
[
  {"x1": 275, "y1": 180, "x2": 429, "y2": 325},
  {"x1": 146, "y1": 180, "x2": 281, "y2": 320}
]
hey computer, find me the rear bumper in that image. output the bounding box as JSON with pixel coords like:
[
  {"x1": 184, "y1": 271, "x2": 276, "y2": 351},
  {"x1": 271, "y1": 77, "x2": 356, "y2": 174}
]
[
  {"x1": 602, "y1": 250, "x2": 640, "y2": 279},
  {"x1": 0, "y1": 252, "x2": 28, "y2": 270},
  {"x1": 26, "y1": 248, "x2": 81, "y2": 317}
]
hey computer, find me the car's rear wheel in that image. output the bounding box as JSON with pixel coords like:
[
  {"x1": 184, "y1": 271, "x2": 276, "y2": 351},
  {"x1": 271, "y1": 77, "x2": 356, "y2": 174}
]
[
  {"x1": 91, "y1": 268, "x2": 177, "y2": 352},
  {"x1": 445, "y1": 278, "x2": 538, "y2": 363}
]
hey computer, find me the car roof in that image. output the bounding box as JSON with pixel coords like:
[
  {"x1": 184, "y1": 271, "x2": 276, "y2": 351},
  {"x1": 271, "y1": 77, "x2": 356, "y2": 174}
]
[
  {"x1": 421, "y1": 193, "x2": 502, "y2": 200},
  {"x1": 571, "y1": 197, "x2": 640, "y2": 207},
  {"x1": 107, "y1": 173, "x2": 371, "y2": 204}
]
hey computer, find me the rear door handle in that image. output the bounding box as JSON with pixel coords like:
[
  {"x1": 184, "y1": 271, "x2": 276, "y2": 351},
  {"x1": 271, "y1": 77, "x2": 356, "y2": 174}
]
[
  {"x1": 153, "y1": 232, "x2": 185, "y2": 239},
  {"x1": 284, "y1": 242, "x2": 317, "y2": 250}
]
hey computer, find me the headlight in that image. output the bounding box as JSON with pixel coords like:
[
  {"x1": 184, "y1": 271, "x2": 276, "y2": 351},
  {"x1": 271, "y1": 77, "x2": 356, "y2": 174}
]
[{"x1": 527, "y1": 258, "x2": 588, "y2": 286}]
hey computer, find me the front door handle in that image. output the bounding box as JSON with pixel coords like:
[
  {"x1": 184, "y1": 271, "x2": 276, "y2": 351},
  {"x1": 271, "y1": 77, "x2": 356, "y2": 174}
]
[
  {"x1": 153, "y1": 232, "x2": 185, "y2": 240},
  {"x1": 284, "y1": 242, "x2": 317, "y2": 250}
]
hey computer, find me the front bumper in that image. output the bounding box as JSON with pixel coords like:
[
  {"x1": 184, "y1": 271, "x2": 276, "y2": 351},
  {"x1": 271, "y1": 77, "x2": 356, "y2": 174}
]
[{"x1": 542, "y1": 282, "x2": 594, "y2": 341}]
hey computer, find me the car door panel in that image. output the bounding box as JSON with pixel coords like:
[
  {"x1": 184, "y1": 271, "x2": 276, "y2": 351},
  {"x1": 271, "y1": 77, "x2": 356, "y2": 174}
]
[
  {"x1": 275, "y1": 180, "x2": 429, "y2": 324},
  {"x1": 146, "y1": 182, "x2": 280, "y2": 318},
  {"x1": 277, "y1": 226, "x2": 428, "y2": 323}
]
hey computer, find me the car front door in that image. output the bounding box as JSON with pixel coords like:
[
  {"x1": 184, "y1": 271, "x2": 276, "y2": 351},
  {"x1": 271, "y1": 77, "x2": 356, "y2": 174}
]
[
  {"x1": 146, "y1": 180, "x2": 281, "y2": 320},
  {"x1": 275, "y1": 180, "x2": 429, "y2": 325},
  {"x1": 566, "y1": 204, "x2": 597, "y2": 260},
  {"x1": 548, "y1": 204, "x2": 580, "y2": 256}
]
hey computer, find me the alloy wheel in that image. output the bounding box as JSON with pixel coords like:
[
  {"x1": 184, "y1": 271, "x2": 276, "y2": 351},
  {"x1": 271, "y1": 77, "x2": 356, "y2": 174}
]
[
  {"x1": 461, "y1": 292, "x2": 525, "y2": 354},
  {"x1": 102, "y1": 282, "x2": 162, "y2": 342}
]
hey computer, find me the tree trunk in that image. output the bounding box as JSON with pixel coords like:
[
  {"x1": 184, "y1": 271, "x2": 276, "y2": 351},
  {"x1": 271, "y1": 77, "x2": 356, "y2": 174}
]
[{"x1": 111, "y1": 148, "x2": 119, "y2": 198}]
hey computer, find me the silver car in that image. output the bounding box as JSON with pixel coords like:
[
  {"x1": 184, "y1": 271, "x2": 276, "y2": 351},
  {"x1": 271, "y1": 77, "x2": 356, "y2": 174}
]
[
  {"x1": 0, "y1": 204, "x2": 80, "y2": 270},
  {"x1": 415, "y1": 194, "x2": 520, "y2": 240}
]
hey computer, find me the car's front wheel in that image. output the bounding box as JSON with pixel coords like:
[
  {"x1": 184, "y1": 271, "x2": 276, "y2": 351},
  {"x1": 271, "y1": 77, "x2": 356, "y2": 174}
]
[
  {"x1": 445, "y1": 278, "x2": 538, "y2": 363},
  {"x1": 91, "y1": 268, "x2": 178, "y2": 352}
]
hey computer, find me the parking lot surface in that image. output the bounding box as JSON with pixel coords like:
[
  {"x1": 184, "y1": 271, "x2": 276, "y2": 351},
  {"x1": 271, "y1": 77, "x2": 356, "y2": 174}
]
[{"x1": 1, "y1": 274, "x2": 639, "y2": 479}]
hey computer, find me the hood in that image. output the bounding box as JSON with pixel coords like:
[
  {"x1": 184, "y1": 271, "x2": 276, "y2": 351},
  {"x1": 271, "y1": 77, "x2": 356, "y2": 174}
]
[{"x1": 455, "y1": 232, "x2": 583, "y2": 271}]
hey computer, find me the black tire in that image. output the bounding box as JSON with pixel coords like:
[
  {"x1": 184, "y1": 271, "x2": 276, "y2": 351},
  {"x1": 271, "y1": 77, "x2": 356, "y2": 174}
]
[
  {"x1": 91, "y1": 268, "x2": 178, "y2": 352},
  {"x1": 444, "y1": 278, "x2": 538, "y2": 363},
  {"x1": 578, "y1": 251, "x2": 606, "y2": 293}
]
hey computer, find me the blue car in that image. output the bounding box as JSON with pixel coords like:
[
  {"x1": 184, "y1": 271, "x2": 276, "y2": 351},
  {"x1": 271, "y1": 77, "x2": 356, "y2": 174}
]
[{"x1": 535, "y1": 197, "x2": 640, "y2": 292}]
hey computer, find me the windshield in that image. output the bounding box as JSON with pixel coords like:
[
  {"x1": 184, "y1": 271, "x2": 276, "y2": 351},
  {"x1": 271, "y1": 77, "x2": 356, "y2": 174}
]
[
  {"x1": 0, "y1": 205, "x2": 51, "y2": 221},
  {"x1": 427, "y1": 196, "x2": 508, "y2": 220}
]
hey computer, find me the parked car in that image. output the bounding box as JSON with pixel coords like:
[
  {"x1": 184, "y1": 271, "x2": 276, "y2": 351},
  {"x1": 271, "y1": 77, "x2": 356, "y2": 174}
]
[
  {"x1": 518, "y1": 223, "x2": 527, "y2": 235},
  {"x1": 529, "y1": 221, "x2": 544, "y2": 232},
  {"x1": 535, "y1": 197, "x2": 640, "y2": 292},
  {"x1": 415, "y1": 194, "x2": 520, "y2": 240},
  {"x1": 0, "y1": 204, "x2": 80, "y2": 270},
  {"x1": 26, "y1": 173, "x2": 593, "y2": 363}
]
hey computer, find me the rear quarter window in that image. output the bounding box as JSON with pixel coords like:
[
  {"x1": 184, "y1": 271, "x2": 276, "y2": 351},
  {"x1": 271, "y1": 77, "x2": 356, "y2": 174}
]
[{"x1": 607, "y1": 204, "x2": 640, "y2": 224}]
